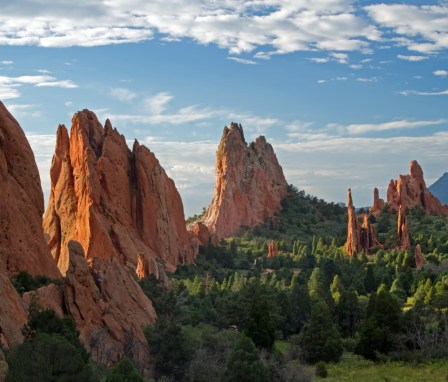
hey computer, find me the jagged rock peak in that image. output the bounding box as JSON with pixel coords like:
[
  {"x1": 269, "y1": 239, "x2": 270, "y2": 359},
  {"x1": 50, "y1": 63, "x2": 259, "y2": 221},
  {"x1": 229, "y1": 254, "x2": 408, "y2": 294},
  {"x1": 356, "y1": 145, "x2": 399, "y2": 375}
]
[
  {"x1": 195, "y1": 122, "x2": 288, "y2": 243},
  {"x1": 387, "y1": 160, "x2": 448, "y2": 216},
  {"x1": 43, "y1": 109, "x2": 196, "y2": 276}
]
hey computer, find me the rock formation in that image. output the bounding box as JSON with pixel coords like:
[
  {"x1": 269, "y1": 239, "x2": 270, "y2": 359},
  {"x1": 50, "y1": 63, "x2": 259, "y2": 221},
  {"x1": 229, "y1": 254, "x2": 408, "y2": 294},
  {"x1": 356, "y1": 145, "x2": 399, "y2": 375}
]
[
  {"x1": 387, "y1": 160, "x2": 448, "y2": 215},
  {"x1": 415, "y1": 244, "x2": 424, "y2": 270},
  {"x1": 63, "y1": 241, "x2": 156, "y2": 371},
  {"x1": 0, "y1": 101, "x2": 59, "y2": 351},
  {"x1": 397, "y1": 206, "x2": 410, "y2": 250},
  {"x1": 370, "y1": 187, "x2": 385, "y2": 215},
  {"x1": 345, "y1": 189, "x2": 380, "y2": 256},
  {"x1": 195, "y1": 123, "x2": 288, "y2": 243},
  {"x1": 43, "y1": 110, "x2": 195, "y2": 276},
  {"x1": 0, "y1": 102, "x2": 60, "y2": 278},
  {"x1": 267, "y1": 240, "x2": 278, "y2": 259},
  {"x1": 345, "y1": 189, "x2": 361, "y2": 256}
]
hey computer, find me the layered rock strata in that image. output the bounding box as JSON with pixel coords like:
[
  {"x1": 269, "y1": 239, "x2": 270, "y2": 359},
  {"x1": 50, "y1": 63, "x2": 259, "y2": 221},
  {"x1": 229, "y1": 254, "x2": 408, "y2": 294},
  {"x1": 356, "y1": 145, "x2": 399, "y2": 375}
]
[{"x1": 195, "y1": 123, "x2": 288, "y2": 243}]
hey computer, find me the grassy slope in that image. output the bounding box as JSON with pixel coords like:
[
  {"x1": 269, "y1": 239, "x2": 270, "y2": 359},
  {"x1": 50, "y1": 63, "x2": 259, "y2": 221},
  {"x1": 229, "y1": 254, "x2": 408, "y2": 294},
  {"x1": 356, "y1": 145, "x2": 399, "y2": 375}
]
[{"x1": 322, "y1": 354, "x2": 448, "y2": 382}]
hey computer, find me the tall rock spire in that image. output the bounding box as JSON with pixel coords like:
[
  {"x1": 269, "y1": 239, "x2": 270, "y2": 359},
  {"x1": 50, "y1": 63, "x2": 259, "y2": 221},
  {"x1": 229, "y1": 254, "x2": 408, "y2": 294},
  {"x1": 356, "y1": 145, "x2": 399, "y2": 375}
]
[{"x1": 196, "y1": 122, "x2": 288, "y2": 242}]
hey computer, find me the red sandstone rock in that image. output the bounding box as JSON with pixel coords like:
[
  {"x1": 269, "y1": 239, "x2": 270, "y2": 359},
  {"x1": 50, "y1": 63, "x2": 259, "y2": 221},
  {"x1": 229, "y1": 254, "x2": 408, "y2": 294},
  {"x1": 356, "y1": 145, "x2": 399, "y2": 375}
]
[
  {"x1": 43, "y1": 110, "x2": 195, "y2": 276},
  {"x1": 370, "y1": 187, "x2": 385, "y2": 215},
  {"x1": 0, "y1": 272, "x2": 27, "y2": 350},
  {"x1": 267, "y1": 240, "x2": 278, "y2": 259},
  {"x1": 387, "y1": 160, "x2": 448, "y2": 215},
  {"x1": 0, "y1": 102, "x2": 60, "y2": 278},
  {"x1": 198, "y1": 123, "x2": 288, "y2": 242},
  {"x1": 189, "y1": 221, "x2": 213, "y2": 245},
  {"x1": 345, "y1": 189, "x2": 360, "y2": 256},
  {"x1": 0, "y1": 101, "x2": 59, "y2": 352},
  {"x1": 415, "y1": 244, "x2": 424, "y2": 270},
  {"x1": 23, "y1": 284, "x2": 65, "y2": 318},
  {"x1": 345, "y1": 189, "x2": 380, "y2": 256},
  {"x1": 398, "y1": 206, "x2": 410, "y2": 250},
  {"x1": 64, "y1": 241, "x2": 156, "y2": 372}
]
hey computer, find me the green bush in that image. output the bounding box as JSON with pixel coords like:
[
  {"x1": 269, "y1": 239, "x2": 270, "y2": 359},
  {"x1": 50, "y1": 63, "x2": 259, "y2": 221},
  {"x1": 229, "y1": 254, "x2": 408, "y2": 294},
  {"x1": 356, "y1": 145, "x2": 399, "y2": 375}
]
[{"x1": 315, "y1": 361, "x2": 328, "y2": 378}]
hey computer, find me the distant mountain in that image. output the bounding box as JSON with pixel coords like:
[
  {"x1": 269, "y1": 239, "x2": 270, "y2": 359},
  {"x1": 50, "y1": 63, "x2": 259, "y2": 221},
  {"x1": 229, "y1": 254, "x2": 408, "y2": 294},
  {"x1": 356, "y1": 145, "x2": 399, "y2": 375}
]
[{"x1": 429, "y1": 172, "x2": 448, "y2": 204}]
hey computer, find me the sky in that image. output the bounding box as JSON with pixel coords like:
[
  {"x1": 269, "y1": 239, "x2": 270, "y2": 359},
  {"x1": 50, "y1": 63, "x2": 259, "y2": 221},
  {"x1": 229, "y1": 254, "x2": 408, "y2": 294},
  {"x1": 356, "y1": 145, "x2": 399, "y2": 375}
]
[{"x1": 1, "y1": 0, "x2": 447, "y2": 217}]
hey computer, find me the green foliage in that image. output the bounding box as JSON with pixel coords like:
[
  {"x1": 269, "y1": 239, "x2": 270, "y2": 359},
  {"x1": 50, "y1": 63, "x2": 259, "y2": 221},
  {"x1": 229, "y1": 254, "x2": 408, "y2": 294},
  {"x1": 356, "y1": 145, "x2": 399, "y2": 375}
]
[
  {"x1": 299, "y1": 299, "x2": 343, "y2": 363},
  {"x1": 10, "y1": 271, "x2": 54, "y2": 296},
  {"x1": 244, "y1": 289, "x2": 276, "y2": 350},
  {"x1": 22, "y1": 307, "x2": 88, "y2": 363},
  {"x1": 144, "y1": 319, "x2": 190, "y2": 381},
  {"x1": 315, "y1": 361, "x2": 328, "y2": 378},
  {"x1": 355, "y1": 289, "x2": 402, "y2": 360},
  {"x1": 104, "y1": 358, "x2": 144, "y2": 382},
  {"x1": 221, "y1": 336, "x2": 269, "y2": 382},
  {"x1": 6, "y1": 333, "x2": 92, "y2": 382}
]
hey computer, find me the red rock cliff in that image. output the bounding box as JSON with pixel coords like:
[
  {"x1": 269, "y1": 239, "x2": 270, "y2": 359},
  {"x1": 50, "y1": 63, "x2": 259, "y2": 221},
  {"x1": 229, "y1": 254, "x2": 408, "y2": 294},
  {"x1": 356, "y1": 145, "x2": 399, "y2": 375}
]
[
  {"x1": 199, "y1": 123, "x2": 288, "y2": 242},
  {"x1": 387, "y1": 160, "x2": 448, "y2": 215},
  {"x1": 43, "y1": 110, "x2": 195, "y2": 276},
  {"x1": 0, "y1": 101, "x2": 60, "y2": 350},
  {"x1": 0, "y1": 102, "x2": 60, "y2": 278}
]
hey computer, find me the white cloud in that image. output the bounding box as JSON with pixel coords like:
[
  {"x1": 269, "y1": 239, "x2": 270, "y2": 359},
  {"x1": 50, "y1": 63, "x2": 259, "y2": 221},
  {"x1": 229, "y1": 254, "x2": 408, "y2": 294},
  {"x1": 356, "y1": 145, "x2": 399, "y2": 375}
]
[
  {"x1": 35, "y1": 80, "x2": 78, "y2": 88},
  {"x1": 366, "y1": 4, "x2": 448, "y2": 53},
  {"x1": 350, "y1": 64, "x2": 362, "y2": 70},
  {"x1": 331, "y1": 52, "x2": 349, "y2": 64},
  {"x1": 400, "y1": 89, "x2": 448, "y2": 96},
  {"x1": 308, "y1": 57, "x2": 330, "y2": 63},
  {"x1": 0, "y1": 60, "x2": 13, "y2": 65},
  {"x1": 110, "y1": 87, "x2": 137, "y2": 102},
  {"x1": 0, "y1": 0, "x2": 382, "y2": 61},
  {"x1": 397, "y1": 54, "x2": 429, "y2": 62},
  {"x1": 356, "y1": 77, "x2": 379, "y2": 82},
  {"x1": 434, "y1": 70, "x2": 448, "y2": 77},
  {"x1": 227, "y1": 57, "x2": 257, "y2": 65},
  {"x1": 344, "y1": 119, "x2": 446, "y2": 134}
]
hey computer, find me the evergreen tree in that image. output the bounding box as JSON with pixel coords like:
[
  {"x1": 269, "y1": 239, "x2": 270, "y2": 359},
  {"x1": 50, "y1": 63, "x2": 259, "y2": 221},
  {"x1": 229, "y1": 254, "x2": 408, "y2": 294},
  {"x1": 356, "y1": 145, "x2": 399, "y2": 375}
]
[
  {"x1": 221, "y1": 336, "x2": 269, "y2": 382},
  {"x1": 104, "y1": 358, "x2": 144, "y2": 382},
  {"x1": 299, "y1": 299, "x2": 343, "y2": 363}
]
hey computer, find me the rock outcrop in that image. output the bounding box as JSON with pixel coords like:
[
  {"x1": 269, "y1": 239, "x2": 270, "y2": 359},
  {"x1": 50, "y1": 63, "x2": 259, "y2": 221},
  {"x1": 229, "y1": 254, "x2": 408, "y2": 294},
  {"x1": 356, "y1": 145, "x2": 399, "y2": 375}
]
[
  {"x1": 267, "y1": 240, "x2": 278, "y2": 259},
  {"x1": 0, "y1": 102, "x2": 60, "y2": 278},
  {"x1": 370, "y1": 187, "x2": 385, "y2": 215},
  {"x1": 0, "y1": 101, "x2": 59, "y2": 351},
  {"x1": 397, "y1": 206, "x2": 410, "y2": 250},
  {"x1": 387, "y1": 160, "x2": 448, "y2": 215},
  {"x1": 415, "y1": 244, "x2": 424, "y2": 270},
  {"x1": 345, "y1": 189, "x2": 380, "y2": 256},
  {"x1": 64, "y1": 241, "x2": 156, "y2": 371},
  {"x1": 195, "y1": 123, "x2": 288, "y2": 243},
  {"x1": 43, "y1": 110, "x2": 195, "y2": 276}
]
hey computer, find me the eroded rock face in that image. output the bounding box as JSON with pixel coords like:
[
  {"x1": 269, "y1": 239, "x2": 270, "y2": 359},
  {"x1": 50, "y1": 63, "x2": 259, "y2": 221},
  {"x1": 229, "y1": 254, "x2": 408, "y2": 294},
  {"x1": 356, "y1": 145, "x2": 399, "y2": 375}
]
[
  {"x1": 0, "y1": 102, "x2": 60, "y2": 278},
  {"x1": 43, "y1": 110, "x2": 195, "y2": 276},
  {"x1": 0, "y1": 101, "x2": 59, "y2": 352},
  {"x1": 345, "y1": 189, "x2": 380, "y2": 256},
  {"x1": 267, "y1": 240, "x2": 278, "y2": 259},
  {"x1": 415, "y1": 244, "x2": 424, "y2": 270},
  {"x1": 64, "y1": 241, "x2": 156, "y2": 372},
  {"x1": 387, "y1": 160, "x2": 448, "y2": 215},
  {"x1": 198, "y1": 123, "x2": 288, "y2": 242}
]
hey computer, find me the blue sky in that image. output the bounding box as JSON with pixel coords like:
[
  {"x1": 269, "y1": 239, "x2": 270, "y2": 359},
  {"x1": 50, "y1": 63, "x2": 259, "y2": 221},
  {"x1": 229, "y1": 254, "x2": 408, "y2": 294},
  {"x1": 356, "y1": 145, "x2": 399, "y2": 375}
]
[{"x1": 1, "y1": 0, "x2": 447, "y2": 217}]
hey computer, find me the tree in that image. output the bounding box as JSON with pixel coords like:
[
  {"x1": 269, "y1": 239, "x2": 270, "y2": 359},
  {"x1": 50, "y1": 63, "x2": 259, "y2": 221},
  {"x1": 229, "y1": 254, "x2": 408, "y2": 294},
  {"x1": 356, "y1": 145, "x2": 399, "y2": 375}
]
[
  {"x1": 6, "y1": 333, "x2": 92, "y2": 382},
  {"x1": 221, "y1": 336, "x2": 269, "y2": 382},
  {"x1": 145, "y1": 319, "x2": 189, "y2": 380},
  {"x1": 355, "y1": 288, "x2": 402, "y2": 360},
  {"x1": 244, "y1": 290, "x2": 276, "y2": 350},
  {"x1": 299, "y1": 299, "x2": 343, "y2": 363},
  {"x1": 104, "y1": 358, "x2": 144, "y2": 382},
  {"x1": 308, "y1": 268, "x2": 325, "y2": 300}
]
